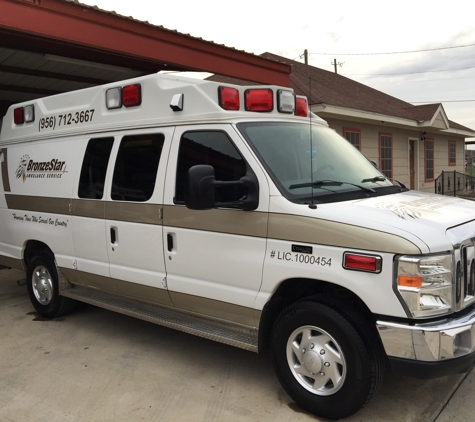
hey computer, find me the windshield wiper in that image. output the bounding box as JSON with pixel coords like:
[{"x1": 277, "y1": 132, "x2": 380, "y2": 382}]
[
  {"x1": 289, "y1": 180, "x2": 375, "y2": 193},
  {"x1": 361, "y1": 176, "x2": 386, "y2": 183}
]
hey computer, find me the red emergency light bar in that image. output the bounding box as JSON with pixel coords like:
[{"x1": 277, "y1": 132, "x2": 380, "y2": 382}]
[
  {"x1": 245, "y1": 89, "x2": 273, "y2": 112},
  {"x1": 295, "y1": 96, "x2": 308, "y2": 117},
  {"x1": 13, "y1": 104, "x2": 35, "y2": 125},
  {"x1": 218, "y1": 86, "x2": 240, "y2": 110},
  {"x1": 106, "y1": 84, "x2": 142, "y2": 109}
]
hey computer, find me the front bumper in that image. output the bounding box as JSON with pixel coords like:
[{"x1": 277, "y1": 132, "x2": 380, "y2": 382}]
[{"x1": 377, "y1": 307, "x2": 475, "y2": 378}]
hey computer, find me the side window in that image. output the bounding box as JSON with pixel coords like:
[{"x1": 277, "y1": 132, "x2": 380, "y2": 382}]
[
  {"x1": 175, "y1": 131, "x2": 247, "y2": 204},
  {"x1": 78, "y1": 137, "x2": 114, "y2": 199},
  {"x1": 111, "y1": 134, "x2": 164, "y2": 202}
]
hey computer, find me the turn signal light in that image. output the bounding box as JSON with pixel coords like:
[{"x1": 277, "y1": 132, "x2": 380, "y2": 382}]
[
  {"x1": 398, "y1": 276, "x2": 422, "y2": 288},
  {"x1": 245, "y1": 89, "x2": 273, "y2": 112},
  {"x1": 343, "y1": 253, "x2": 382, "y2": 273}
]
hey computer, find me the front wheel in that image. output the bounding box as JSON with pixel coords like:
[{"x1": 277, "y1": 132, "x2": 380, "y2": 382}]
[
  {"x1": 271, "y1": 301, "x2": 384, "y2": 420},
  {"x1": 26, "y1": 252, "x2": 76, "y2": 318}
]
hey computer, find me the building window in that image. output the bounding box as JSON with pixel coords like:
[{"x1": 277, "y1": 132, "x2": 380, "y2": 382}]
[
  {"x1": 449, "y1": 140, "x2": 456, "y2": 166},
  {"x1": 379, "y1": 133, "x2": 392, "y2": 179},
  {"x1": 425, "y1": 138, "x2": 434, "y2": 181},
  {"x1": 343, "y1": 128, "x2": 361, "y2": 150}
]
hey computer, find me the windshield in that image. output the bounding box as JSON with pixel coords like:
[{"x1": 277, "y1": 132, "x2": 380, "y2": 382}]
[{"x1": 238, "y1": 121, "x2": 398, "y2": 204}]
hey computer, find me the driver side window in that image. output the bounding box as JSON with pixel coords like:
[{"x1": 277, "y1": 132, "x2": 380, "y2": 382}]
[{"x1": 174, "y1": 131, "x2": 247, "y2": 205}]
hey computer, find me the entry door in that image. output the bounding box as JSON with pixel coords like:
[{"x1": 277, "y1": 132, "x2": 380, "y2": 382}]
[
  {"x1": 409, "y1": 140, "x2": 415, "y2": 190},
  {"x1": 162, "y1": 125, "x2": 269, "y2": 326},
  {"x1": 71, "y1": 136, "x2": 116, "y2": 291},
  {"x1": 105, "y1": 129, "x2": 174, "y2": 306}
]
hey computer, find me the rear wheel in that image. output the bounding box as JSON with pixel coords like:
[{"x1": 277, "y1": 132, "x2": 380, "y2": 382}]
[
  {"x1": 271, "y1": 300, "x2": 384, "y2": 420},
  {"x1": 26, "y1": 252, "x2": 76, "y2": 318}
]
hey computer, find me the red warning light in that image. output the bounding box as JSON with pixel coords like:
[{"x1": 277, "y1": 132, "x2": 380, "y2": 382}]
[{"x1": 122, "y1": 84, "x2": 142, "y2": 107}]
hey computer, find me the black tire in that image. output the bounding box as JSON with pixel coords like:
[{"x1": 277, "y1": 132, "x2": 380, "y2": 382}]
[
  {"x1": 26, "y1": 252, "x2": 76, "y2": 318},
  {"x1": 271, "y1": 300, "x2": 384, "y2": 420}
]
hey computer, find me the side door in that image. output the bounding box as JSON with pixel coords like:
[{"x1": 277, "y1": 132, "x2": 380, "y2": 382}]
[
  {"x1": 105, "y1": 129, "x2": 174, "y2": 306},
  {"x1": 163, "y1": 125, "x2": 269, "y2": 327},
  {"x1": 70, "y1": 136, "x2": 116, "y2": 291}
]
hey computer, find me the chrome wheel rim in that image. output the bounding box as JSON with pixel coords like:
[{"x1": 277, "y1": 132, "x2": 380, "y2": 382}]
[
  {"x1": 32, "y1": 265, "x2": 54, "y2": 305},
  {"x1": 286, "y1": 325, "x2": 346, "y2": 396}
]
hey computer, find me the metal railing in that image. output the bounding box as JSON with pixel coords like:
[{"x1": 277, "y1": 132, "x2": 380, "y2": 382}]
[{"x1": 435, "y1": 170, "x2": 475, "y2": 198}]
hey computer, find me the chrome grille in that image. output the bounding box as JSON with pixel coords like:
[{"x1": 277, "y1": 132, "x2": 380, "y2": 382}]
[{"x1": 456, "y1": 241, "x2": 475, "y2": 311}]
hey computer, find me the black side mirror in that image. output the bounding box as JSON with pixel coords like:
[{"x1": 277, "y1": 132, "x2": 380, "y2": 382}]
[
  {"x1": 184, "y1": 164, "x2": 259, "y2": 211},
  {"x1": 185, "y1": 165, "x2": 216, "y2": 210}
]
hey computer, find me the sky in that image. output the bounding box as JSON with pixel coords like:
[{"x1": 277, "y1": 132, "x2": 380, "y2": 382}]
[{"x1": 80, "y1": 0, "x2": 475, "y2": 142}]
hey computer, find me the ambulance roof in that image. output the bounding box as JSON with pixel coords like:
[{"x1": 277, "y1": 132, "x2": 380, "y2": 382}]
[{"x1": 0, "y1": 73, "x2": 327, "y2": 145}]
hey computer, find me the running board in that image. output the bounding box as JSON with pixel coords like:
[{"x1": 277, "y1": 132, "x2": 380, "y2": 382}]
[{"x1": 61, "y1": 286, "x2": 258, "y2": 352}]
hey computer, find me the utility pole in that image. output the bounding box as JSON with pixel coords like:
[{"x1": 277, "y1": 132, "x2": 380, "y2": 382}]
[
  {"x1": 331, "y1": 58, "x2": 344, "y2": 74},
  {"x1": 303, "y1": 49, "x2": 308, "y2": 65}
]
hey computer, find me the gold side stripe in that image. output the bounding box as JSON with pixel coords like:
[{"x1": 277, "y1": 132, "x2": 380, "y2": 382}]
[
  {"x1": 163, "y1": 205, "x2": 268, "y2": 238},
  {"x1": 1, "y1": 148, "x2": 11, "y2": 192},
  {"x1": 6, "y1": 194, "x2": 70, "y2": 215},
  {"x1": 105, "y1": 201, "x2": 162, "y2": 225},
  {"x1": 4, "y1": 195, "x2": 420, "y2": 254},
  {"x1": 72, "y1": 199, "x2": 105, "y2": 219},
  {"x1": 268, "y1": 213, "x2": 422, "y2": 255}
]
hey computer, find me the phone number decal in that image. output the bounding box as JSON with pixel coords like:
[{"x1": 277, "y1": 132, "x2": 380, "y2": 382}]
[
  {"x1": 38, "y1": 109, "x2": 95, "y2": 132},
  {"x1": 270, "y1": 250, "x2": 332, "y2": 267}
]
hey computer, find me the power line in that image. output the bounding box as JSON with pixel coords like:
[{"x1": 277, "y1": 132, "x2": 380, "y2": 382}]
[
  {"x1": 346, "y1": 65, "x2": 475, "y2": 76},
  {"x1": 410, "y1": 100, "x2": 475, "y2": 103},
  {"x1": 307, "y1": 42, "x2": 475, "y2": 56}
]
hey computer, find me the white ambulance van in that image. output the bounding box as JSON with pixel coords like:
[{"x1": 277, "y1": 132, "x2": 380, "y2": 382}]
[{"x1": 2, "y1": 73, "x2": 475, "y2": 419}]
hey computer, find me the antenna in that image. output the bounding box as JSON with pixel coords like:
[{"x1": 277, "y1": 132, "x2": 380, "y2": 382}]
[{"x1": 308, "y1": 76, "x2": 317, "y2": 210}]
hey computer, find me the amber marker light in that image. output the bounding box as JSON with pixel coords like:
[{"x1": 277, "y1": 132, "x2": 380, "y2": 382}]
[{"x1": 398, "y1": 276, "x2": 422, "y2": 288}]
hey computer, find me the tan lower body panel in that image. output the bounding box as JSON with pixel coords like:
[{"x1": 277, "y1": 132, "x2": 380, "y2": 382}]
[
  {"x1": 60, "y1": 283, "x2": 259, "y2": 352},
  {"x1": 60, "y1": 267, "x2": 173, "y2": 306},
  {"x1": 170, "y1": 291, "x2": 258, "y2": 327},
  {"x1": 0, "y1": 255, "x2": 24, "y2": 271}
]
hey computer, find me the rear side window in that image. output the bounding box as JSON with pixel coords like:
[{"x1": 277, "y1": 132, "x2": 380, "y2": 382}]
[
  {"x1": 175, "y1": 130, "x2": 247, "y2": 204},
  {"x1": 111, "y1": 134, "x2": 164, "y2": 202},
  {"x1": 78, "y1": 137, "x2": 114, "y2": 199}
]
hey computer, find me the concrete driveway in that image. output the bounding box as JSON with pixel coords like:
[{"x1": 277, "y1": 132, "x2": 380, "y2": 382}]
[{"x1": 1, "y1": 268, "x2": 473, "y2": 421}]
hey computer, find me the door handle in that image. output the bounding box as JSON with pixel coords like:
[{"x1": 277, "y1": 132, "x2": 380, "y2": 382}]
[
  {"x1": 167, "y1": 233, "x2": 173, "y2": 252},
  {"x1": 110, "y1": 227, "x2": 117, "y2": 244}
]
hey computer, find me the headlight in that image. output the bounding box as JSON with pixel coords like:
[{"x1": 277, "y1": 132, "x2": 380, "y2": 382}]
[{"x1": 396, "y1": 253, "x2": 453, "y2": 318}]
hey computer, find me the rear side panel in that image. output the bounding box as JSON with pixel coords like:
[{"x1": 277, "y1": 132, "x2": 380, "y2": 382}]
[{"x1": 0, "y1": 136, "x2": 84, "y2": 270}]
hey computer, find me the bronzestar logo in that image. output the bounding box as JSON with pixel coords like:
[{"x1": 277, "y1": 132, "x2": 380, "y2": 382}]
[
  {"x1": 16, "y1": 155, "x2": 68, "y2": 182},
  {"x1": 15, "y1": 154, "x2": 29, "y2": 182}
]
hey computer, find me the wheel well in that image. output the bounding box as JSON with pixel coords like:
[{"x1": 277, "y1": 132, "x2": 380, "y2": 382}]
[
  {"x1": 23, "y1": 240, "x2": 54, "y2": 268},
  {"x1": 258, "y1": 278, "x2": 375, "y2": 353}
]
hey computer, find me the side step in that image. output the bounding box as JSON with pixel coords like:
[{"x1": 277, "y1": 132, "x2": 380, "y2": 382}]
[{"x1": 61, "y1": 286, "x2": 258, "y2": 352}]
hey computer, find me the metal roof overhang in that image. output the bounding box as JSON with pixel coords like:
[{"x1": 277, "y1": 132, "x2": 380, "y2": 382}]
[{"x1": 0, "y1": 0, "x2": 291, "y2": 118}]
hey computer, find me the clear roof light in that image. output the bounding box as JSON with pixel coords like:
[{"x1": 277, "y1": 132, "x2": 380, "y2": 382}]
[{"x1": 277, "y1": 90, "x2": 295, "y2": 114}]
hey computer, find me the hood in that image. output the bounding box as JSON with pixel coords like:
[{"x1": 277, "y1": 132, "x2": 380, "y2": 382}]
[{"x1": 323, "y1": 190, "x2": 475, "y2": 253}]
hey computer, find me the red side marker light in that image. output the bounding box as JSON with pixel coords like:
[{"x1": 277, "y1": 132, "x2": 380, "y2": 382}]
[
  {"x1": 245, "y1": 89, "x2": 273, "y2": 112},
  {"x1": 14, "y1": 107, "x2": 24, "y2": 125},
  {"x1": 122, "y1": 84, "x2": 141, "y2": 107},
  {"x1": 343, "y1": 253, "x2": 382, "y2": 273},
  {"x1": 218, "y1": 86, "x2": 240, "y2": 110},
  {"x1": 295, "y1": 96, "x2": 308, "y2": 117}
]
